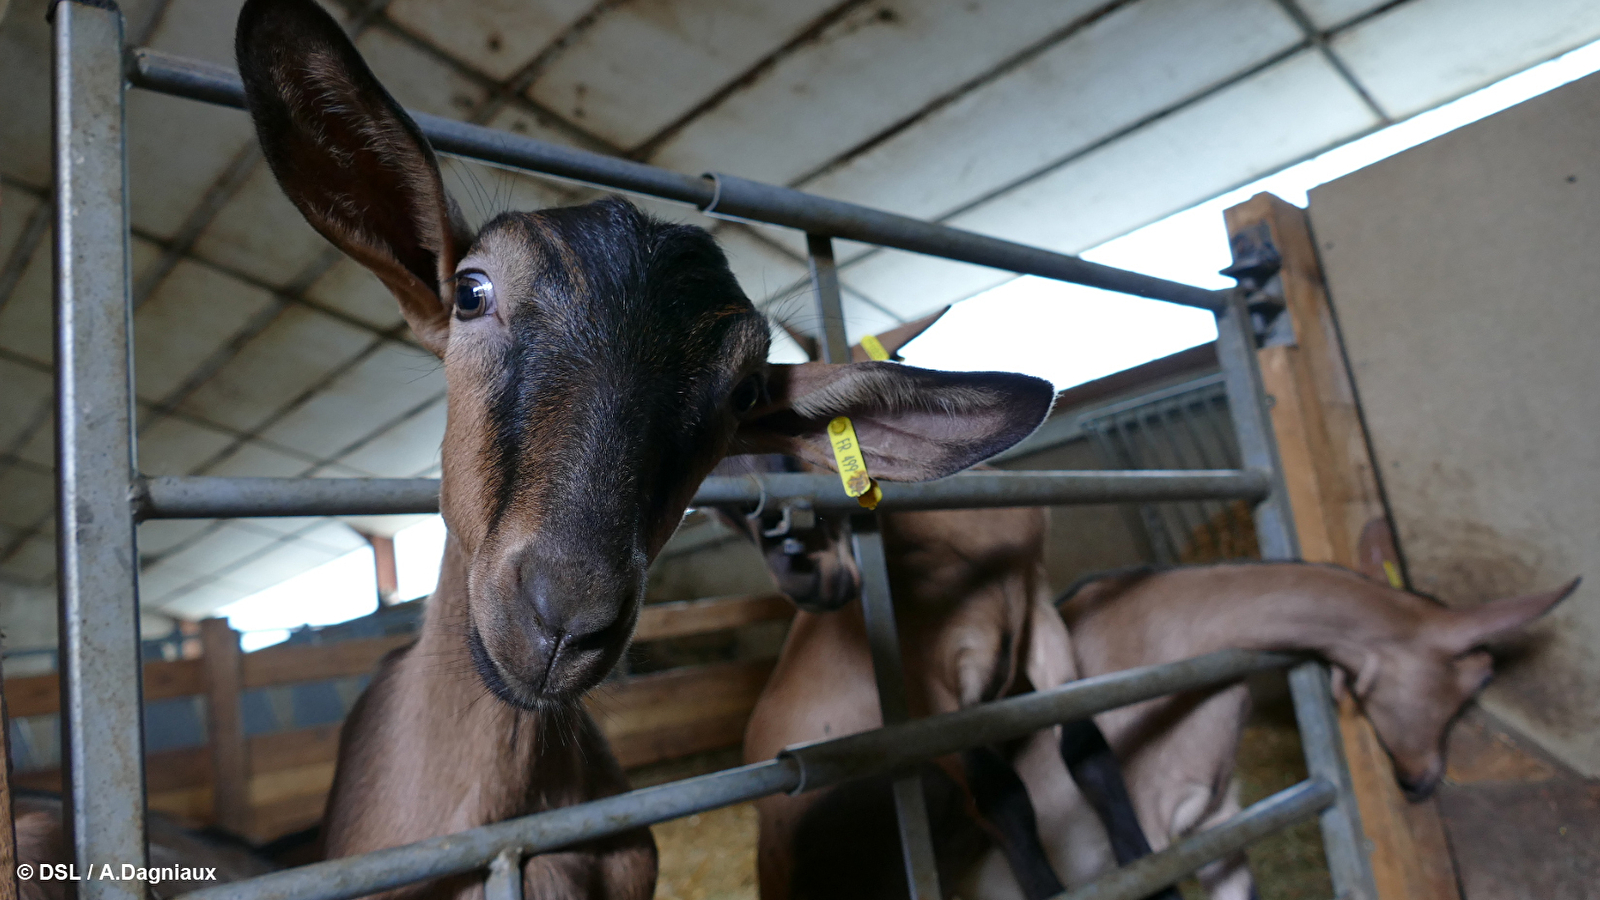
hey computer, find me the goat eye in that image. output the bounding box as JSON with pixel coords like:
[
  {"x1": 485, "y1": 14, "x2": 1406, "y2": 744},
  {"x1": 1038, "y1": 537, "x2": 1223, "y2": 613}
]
[
  {"x1": 454, "y1": 272, "x2": 494, "y2": 319},
  {"x1": 731, "y1": 375, "x2": 763, "y2": 413}
]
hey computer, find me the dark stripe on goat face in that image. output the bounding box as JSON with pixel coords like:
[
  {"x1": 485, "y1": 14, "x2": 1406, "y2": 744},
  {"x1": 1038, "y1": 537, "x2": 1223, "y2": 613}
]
[{"x1": 476, "y1": 198, "x2": 769, "y2": 544}]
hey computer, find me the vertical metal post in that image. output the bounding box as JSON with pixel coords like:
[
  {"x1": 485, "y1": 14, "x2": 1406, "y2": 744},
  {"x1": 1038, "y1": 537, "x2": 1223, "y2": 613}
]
[
  {"x1": 52, "y1": 2, "x2": 149, "y2": 897},
  {"x1": 806, "y1": 234, "x2": 850, "y2": 364},
  {"x1": 1214, "y1": 290, "x2": 1377, "y2": 900},
  {"x1": 808, "y1": 233, "x2": 940, "y2": 899},
  {"x1": 852, "y1": 516, "x2": 942, "y2": 900}
]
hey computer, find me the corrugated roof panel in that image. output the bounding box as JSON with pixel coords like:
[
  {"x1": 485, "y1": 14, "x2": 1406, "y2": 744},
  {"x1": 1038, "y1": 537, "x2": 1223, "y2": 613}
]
[
  {"x1": 335, "y1": 398, "x2": 447, "y2": 477},
  {"x1": 136, "y1": 414, "x2": 238, "y2": 477},
  {"x1": 440, "y1": 157, "x2": 574, "y2": 226},
  {"x1": 132, "y1": 260, "x2": 281, "y2": 402},
  {"x1": 527, "y1": 0, "x2": 840, "y2": 149},
  {"x1": 799, "y1": 0, "x2": 1302, "y2": 221},
  {"x1": 0, "y1": 242, "x2": 53, "y2": 365},
  {"x1": 648, "y1": 0, "x2": 1108, "y2": 186},
  {"x1": 355, "y1": 26, "x2": 491, "y2": 119},
  {"x1": 386, "y1": 0, "x2": 595, "y2": 81},
  {"x1": 2, "y1": 535, "x2": 56, "y2": 584},
  {"x1": 305, "y1": 259, "x2": 407, "y2": 331},
  {"x1": 190, "y1": 163, "x2": 332, "y2": 290},
  {"x1": 143, "y1": 0, "x2": 253, "y2": 68},
  {"x1": 137, "y1": 519, "x2": 218, "y2": 560},
  {"x1": 0, "y1": 358, "x2": 50, "y2": 451},
  {"x1": 843, "y1": 48, "x2": 1380, "y2": 317},
  {"x1": 1297, "y1": 0, "x2": 1390, "y2": 31},
  {"x1": 1332, "y1": 0, "x2": 1600, "y2": 118},
  {"x1": 125, "y1": 91, "x2": 254, "y2": 241},
  {"x1": 198, "y1": 436, "x2": 319, "y2": 479},
  {"x1": 176, "y1": 306, "x2": 375, "y2": 433},
  {"x1": 217, "y1": 538, "x2": 347, "y2": 594},
  {"x1": 0, "y1": 189, "x2": 41, "y2": 264},
  {"x1": 257, "y1": 341, "x2": 445, "y2": 459},
  {"x1": 0, "y1": 466, "x2": 51, "y2": 529},
  {"x1": 0, "y1": 1, "x2": 53, "y2": 189}
]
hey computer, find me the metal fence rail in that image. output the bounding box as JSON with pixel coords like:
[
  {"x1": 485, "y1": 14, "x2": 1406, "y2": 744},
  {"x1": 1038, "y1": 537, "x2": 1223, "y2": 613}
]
[
  {"x1": 47, "y1": 3, "x2": 1379, "y2": 900},
  {"x1": 169, "y1": 649, "x2": 1299, "y2": 900}
]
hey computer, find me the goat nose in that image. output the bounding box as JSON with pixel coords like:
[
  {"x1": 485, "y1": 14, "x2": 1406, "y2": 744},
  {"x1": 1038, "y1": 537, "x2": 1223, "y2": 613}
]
[{"x1": 521, "y1": 552, "x2": 636, "y2": 641}]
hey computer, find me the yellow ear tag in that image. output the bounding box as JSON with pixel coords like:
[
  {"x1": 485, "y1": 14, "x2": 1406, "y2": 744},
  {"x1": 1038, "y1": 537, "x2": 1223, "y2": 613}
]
[
  {"x1": 860, "y1": 333, "x2": 891, "y2": 362},
  {"x1": 827, "y1": 416, "x2": 882, "y2": 510},
  {"x1": 1382, "y1": 560, "x2": 1403, "y2": 589}
]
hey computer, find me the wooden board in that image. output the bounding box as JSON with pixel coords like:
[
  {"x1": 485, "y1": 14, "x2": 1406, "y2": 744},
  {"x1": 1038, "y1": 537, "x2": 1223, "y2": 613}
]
[
  {"x1": 1226, "y1": 193, "x2": 1460, "y2": 900},
  {"x1": 634, "y1": 593, "x2": 792, "y2": 643}
]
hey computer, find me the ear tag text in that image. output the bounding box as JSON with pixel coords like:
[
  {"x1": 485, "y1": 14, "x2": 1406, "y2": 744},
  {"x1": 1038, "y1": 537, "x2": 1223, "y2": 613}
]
[
  {"x1": 860, "y1": 333, "x2": 891, "y2": 362},
  {"x1": 827, "y1": 416, "x2": 882, "y2": 510}
]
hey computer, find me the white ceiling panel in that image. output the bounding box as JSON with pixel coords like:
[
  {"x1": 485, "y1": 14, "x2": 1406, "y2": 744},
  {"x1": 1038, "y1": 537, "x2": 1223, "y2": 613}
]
[
  {"x1": 142, "y1": 0, "x2": 252, "y2": 67},
  {"x1": 441, "y1": 158, "x2": 575, "y2": 227},
  {"x1": 0, "y1": 1, "x2": 53, "y2": 189},
  {"x1": 1296, "y1": 0, "x2": 1390, "y2": 31},
  {"x1": 799, "y1": 0, "x2": 1302, "y2": 221},
  {"x1": 257, "y1": 341, "x2": 445, "y2": 459},
  {"x1": 146, "y1": 522, "x2": 282, "y2": 585},
  {"x1": 0, "y1": 242, "x2": 52, "y2": 365},
  {"x1": 0, "y1": 358, "x2": 51, "y2": 450},
  {"x1": 648, "y1": 0, "x2": 1110, "y2": 186},
  {"x1": 1332, "y1": 0, "x2": 1600, "y2": 118},
  {"x1": 527, "y1": 0, "x2": 839, "y2": 149},
  {"x1": 386, "y1": 0, "x2": 595, "y2": 81},
  {"x1": 136, "y1": 415, "x2": 238, "y2": 477},
  {"x1": 1, "y1": 535, "x2": 55, "y2": 584},
  {"x1": 0, "y1": 189, "x2": 41, "y2": 263},
  {"x1": 355, "y1": 26, "x2": 490, "y2": 119},
  {"x1": 133, "y1": 260, "x2": 281, "y2": 403},
  {"x1": 0, "y1": 466, "x2": 51, "y2": 529},
  {"x1": 304, "y1": 259, "x2": 407, "y2": 332},
  {"x1": 157, "y1": 579, "x2": 265, "y2": 619},
  {"x1": 843, "y1": 48, "x2": 1381, "y2": 317},
  {"x1": 125, "y1": 91, "x2": 255, "y2": 241},
  {"x1": 175, "y1": 306, "x2": 375, "y2": 432},
  {"x1": 199, "y1": 437, "x2": 318, "y2": 479},
  {"x1": 137, "y1": 519, "x2": 218, "y2": 559},
  {"x1": 216, "y1": 537, "x2": 346, "y2": 593},
  {"x1": 189, "y1": 162, "x2": 331, "y2": 290},
  {"x1": 335, "y1": 397, "x2": 447, "y2": 477},
  {"x1": 11, "y1": 426, "x2": 51, "y2": 470}
]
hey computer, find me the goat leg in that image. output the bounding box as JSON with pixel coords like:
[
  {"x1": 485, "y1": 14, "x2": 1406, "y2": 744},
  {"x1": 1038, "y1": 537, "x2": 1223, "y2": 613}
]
[
  {"x1": 961, "y1": 746, "x2": 1066, "y2": 900},
  {"x1": 1059, "y1": 719, "x2": 1183, "y2": 900}
]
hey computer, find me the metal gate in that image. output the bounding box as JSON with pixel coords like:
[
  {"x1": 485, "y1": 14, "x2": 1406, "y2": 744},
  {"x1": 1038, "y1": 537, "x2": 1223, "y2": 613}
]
[{"x1": 45, "y1": 3, "x2": 1377, "y2": 899}]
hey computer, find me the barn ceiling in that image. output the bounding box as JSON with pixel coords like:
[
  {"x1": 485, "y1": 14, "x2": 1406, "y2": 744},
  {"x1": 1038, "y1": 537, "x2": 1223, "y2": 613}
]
[{"x1": 1, "y1": 0, "x2": 1597, "y2": 626}]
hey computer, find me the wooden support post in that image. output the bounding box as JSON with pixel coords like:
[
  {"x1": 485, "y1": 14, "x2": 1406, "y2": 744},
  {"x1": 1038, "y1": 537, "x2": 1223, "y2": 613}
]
[
  {"x1": 200, "y1": 618, "x2": 250, "y2": 835},
  {"x1": 1224, "y1": 193, "x2": 1461, "y2": 900},
  {"x1": 0, "y1": 655, "x2": 19, "y2": 900}
]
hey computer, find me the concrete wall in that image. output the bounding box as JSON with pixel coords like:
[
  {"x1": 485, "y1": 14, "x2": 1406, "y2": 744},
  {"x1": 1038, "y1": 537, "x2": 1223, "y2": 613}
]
[{"x1": 1308, "y1": 72, "x2": 1600, "y2": 776}]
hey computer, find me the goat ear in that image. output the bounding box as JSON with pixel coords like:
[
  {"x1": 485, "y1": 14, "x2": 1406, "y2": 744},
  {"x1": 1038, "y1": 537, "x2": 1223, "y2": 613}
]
[
  {"x1": 732, "y1": 362, "x2": 1054, "y2": 481},
  {"x1": 849, "y1": 307, "x2": 950, "y2": 362},
  {"x1": 236, "y1": 0, "x2": 466, "y2": 356},
  {"x1": 1443, "y1": 577, "x2": 1581, "y2": 653}
]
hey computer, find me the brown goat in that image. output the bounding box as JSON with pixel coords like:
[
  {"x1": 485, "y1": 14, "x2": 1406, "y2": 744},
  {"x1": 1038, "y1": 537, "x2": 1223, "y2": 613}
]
[{"x1": 235, "y1": 2, "x2": 1054, "y2": 896}]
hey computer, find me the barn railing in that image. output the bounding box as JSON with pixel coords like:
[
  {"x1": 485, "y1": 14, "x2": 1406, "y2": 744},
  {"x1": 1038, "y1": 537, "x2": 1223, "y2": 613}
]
[{"x1": 43, "y1": 3, "x2": 1379, "y2": 900}]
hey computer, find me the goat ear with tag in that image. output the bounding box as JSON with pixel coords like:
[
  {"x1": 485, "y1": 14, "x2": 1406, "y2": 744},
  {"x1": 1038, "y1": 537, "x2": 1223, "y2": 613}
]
[
  {"x1": 236, "y1": 0, "x2": 470, "y2": 357},
  {"x1": 732, "y1": 361, "x2": 1054, "y2": 482}
]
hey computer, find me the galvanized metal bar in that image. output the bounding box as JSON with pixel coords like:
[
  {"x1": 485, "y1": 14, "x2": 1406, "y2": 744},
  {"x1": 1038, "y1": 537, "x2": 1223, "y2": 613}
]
[
  {"x1": 1052, "y1": 779, "x2": 1337, "y2": 900},
  {"x1": 174, "y1": 649, "x2": 1296, "y2": 900},
  {"x1": 483, "y1": 849, "x2": 523, "y2": 900},
  {"x1": 706, "y1": 174, "x2": 1223, "y2": 310},
  {"x1": 51, "y1": 3, "x2": 149, "y2": 898},
  {"x1": 136, "y1": 469, "x2": 1271, "y2": 519},
  {"x1": 781, "y1": 648, "x2": 1296, "y2": 794},
  {"x1": 1213, "y1": 289, "x2": 1378, "y2": 900},
  {"x1": 852, "y1": 515, "x2": 942, "y2": 900},
  {"x1": 807, "y1": 233, "x2": 851, "y2": 364},
  {"x1": 124, "y1": 48, "x2": 1222, "y2": 309}
]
